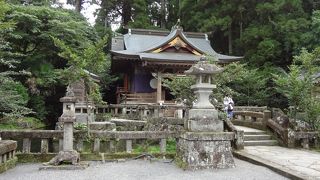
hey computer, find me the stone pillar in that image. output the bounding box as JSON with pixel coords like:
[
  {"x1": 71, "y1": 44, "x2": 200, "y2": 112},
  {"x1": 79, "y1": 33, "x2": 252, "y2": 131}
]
[
  {"x1": 76, "y1": 139, "x2": 84, "y2": 152},
  {"x1": 235, "y1": 130, "x2": 244, "y2": 150},
  {"x1": 41, "y1": 139, "x2": 49, "y2": 154},
  {"x1": 263, "y1": 110, "x2": 271, "y2": 128},
  {"x1": 160, "y1": 139, "x2": 166, "y2": 153},
  {"x1": 22, "y1": 138, "x2": 31, "y2": 153},
  {"x1": 126, "y1": 140, "x2": 132, "y2": 153},
  {"x1": 93, "y1": 138, "x2": 100, "y2": 153},
  {"x1": 63, "y1": 121, "x2": 74, "y2": 151},
  {"x1": 59, "y1": 139, "x2": 63, "y2": 151},
  {"x1": 157, "y1": 71, "x2": 162, "y2": 103},
  {"x1": 109, "y1": 141, "x2": 115, "y2": 153}
]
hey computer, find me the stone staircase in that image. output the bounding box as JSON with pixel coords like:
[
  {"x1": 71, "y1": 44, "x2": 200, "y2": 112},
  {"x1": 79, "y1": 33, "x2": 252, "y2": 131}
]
[
  {"x1": 235, "y1": 126, "x2": 278, "y2": 146},
  {"x1": 244, "y1": 131, "x2": 278, "y2": 146}
]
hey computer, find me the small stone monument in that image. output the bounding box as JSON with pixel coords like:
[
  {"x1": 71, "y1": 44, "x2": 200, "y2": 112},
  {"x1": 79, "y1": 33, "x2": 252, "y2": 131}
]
[
  {"x1": 41, "y1": 86, "x2": 87, "y2": 170},
  {"x1": 176, "y1": 56, "x2": 235, "y2": 170}
]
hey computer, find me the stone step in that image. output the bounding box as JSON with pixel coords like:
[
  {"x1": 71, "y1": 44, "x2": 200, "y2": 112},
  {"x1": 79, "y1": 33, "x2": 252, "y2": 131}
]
[
  {"x1": 243, "y1": 131, "x2": 267, "y2": 135},
  {"x1": 244, "y1": 140, "x2": 278, "y2": 146},
  {"x1": 244, "y1": 134, "x2": 272, "y2": 141}
]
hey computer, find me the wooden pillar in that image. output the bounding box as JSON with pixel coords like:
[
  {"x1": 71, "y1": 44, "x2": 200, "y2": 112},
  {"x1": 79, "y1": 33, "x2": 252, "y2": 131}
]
[{"x1": 157, "y1": 72, "x2": 162, "y2": 103}]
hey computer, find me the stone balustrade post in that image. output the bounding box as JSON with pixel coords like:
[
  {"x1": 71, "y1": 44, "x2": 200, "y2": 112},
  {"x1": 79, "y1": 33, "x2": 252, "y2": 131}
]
[
  {"x1": 235, "y1": 130, "x2": 244, "y2": 150},
  {"x1": 126, "y1": 140, "x2": 132, "y2": 153},
  {"x1": 41, "y1": 139, "x2": 49, "y2": 154},
  {"x1": 76, "y1": 139, "x2": 84, "y2": 152},
  {"x1": 2, "y1": 153, "x2": 7, "y2": 163},
  {"x1": 109, "y1": 141, "x2": 115, "y2": 153},
  {"x1": 160, "y1": 139, "x2": 166, "y2": 153},
  {"x1": 59, "y1": 139, "x2": 63, "y2": 151},
  {"x1": 22, "y1": 138, "x2": 31, "y2": 153},
  {"x1": 263, "y1": 110, "x2": 271, "y2": 128},
  {"x1": 93, "y1": 138, "x2": 100, "y2": 153}
]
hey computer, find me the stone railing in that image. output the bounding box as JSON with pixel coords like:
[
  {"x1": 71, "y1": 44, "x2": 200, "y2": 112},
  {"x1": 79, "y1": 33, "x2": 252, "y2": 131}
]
[
  {"x1": 0, "y1": 140, "x2": 17, "y2": 173},
  {"x1": 224, "y1": 119, "x2": 244, "y2": 150},
  {"x1": 267, "y1": 119, "x2": 319, "y2": 149},
  {"x1": 0, "y1": 130, "x2": 179, "y2": 154},
  {"x1": 233, "y1": 106, "x2": 268, "y2": 112},
  {"x1": 101, "y1": 104, "x2": 188, "y2": 120},
  {"x1": 232, "y1": 110, "x2": 271, "y2": 130}
]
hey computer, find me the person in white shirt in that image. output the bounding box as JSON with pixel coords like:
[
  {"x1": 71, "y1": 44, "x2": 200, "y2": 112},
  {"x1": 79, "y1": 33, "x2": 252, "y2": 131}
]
[{"x1": 223, "y1": 95, "x2": 234, "y2": 119}]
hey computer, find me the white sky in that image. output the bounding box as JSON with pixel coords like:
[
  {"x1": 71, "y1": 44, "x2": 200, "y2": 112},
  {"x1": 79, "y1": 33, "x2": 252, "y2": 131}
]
[{"x1": 56, "y1": 0, "x2": 100, "y2": 25}]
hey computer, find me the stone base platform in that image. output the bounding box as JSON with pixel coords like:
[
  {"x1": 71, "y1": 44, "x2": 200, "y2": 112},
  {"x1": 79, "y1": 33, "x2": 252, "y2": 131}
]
[
  {"x1": 176, "y1": 132, "x2": 235, "y2": 170},
  {"x1": 39, "y1": 161, "x2": 89, "y2": 170}
]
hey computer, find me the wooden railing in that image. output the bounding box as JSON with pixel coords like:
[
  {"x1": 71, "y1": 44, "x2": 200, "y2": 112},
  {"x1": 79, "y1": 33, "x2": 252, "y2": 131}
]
[
  {"x1": 0, "y1": 130, "x2": 178, "y2": 154},
  {"x1": 121, "y1": 92, "x2": 156, "y2": 104}
]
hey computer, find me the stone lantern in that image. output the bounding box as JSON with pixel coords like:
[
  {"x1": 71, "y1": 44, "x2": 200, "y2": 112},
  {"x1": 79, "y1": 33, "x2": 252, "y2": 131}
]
[
  {"x1": 184, "y1": 56, "x2": 223, "y2": 131},
  {"x1": 42, "y1": 86, "x2": 83, "y2": 169},
  {"x1": 176, "y1": 56, "x2": 235, "y2": 170}
]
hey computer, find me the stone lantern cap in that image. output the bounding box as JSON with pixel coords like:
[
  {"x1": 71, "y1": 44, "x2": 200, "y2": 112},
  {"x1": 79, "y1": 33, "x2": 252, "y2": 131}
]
[
  {"x1": 60, "y1": 86, "x2": 77, "y2": 103},
  {"x1": 185, "y1": 57, "x2": 223, "y2": 75}
]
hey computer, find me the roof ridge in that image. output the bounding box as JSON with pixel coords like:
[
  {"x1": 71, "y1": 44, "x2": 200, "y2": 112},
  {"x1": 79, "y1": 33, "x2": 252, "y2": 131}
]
[{"x1": 128, "y1": 28, "x2": 207, "y2": 39}]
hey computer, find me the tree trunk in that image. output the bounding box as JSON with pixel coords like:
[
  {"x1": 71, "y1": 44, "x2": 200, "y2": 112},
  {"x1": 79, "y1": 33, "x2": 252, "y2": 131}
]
[
  {"x1": 75, "y1": 0, "x2": 83, "y2": 13},
  {"x1": 160, "y1": 0, "x2": 166, "y2": 28},
  {"x1": 228, "y1": 23, "x2": 233, "y2": 55},
  {"x1": 122, "y1": 0, "x2": 132, "y2": 27}
]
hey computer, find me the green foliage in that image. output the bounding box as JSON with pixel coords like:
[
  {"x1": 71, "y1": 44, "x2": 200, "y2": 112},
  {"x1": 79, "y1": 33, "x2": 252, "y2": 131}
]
[
  {"x1": 28, "y1": 95, "x2": 47, "y2": 120},
  {"x1": 274, "y1": 47, "x2": 320, "y2": 129},
  {"x1": 163, "y1": 76, "x2": 195, "y2": 106},
  {"x1": 52, "y1": 35, "x2": 111, "y2": 104},
  {"x1": 0, "y1": 116, "x2": 45, "y2": 130},
  {"x1": 133, "y1": 138, "x2": 176, "y2": 154},
  {"x1": 0, "y1": 0, "x2": 32, "y2": 118},
  {"x1": 74, "y1": 122, "x2": 87, "y2": 130}
]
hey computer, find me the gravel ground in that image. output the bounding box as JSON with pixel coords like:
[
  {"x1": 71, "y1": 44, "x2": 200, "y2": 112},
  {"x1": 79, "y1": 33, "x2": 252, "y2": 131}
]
[{"x1": 1, "y1": 158, "x2": 288, "y2": 180}]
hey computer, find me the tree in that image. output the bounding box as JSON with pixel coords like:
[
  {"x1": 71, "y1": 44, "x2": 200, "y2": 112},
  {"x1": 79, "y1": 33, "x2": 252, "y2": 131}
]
[
  {"x1": 274, "y1": 47, "x2": 320, "y2": 130},
  {"x1": 2, "y1": 4, "x2": 99, "y2": 125},
  {"x1": 52, "y1": 35, "x2": 111, "y2": 103},
  {"x1": 0, "y1": 0, "x2": 32, "y2": 119}
]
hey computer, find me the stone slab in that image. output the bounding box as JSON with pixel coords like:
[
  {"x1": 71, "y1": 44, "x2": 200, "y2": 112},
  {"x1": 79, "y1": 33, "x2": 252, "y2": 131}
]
[
  {"x1": 110, "y1": 118, "x2": 146, "y2": 127},
  {"x1": 234, "y1": 146, "x2": 320, "y2": 180},
  {"x1": 180, "y1": 132, "x2": 234, "y2": 141},
  {"x1": 39, "y1": 161, "x2": 89, "y2": 170},
  {"x1": 89, "y1": 122, "x2": 116, "y2": 131},
  {"x1": 177, "y1": 136, "x2": 235, "y2": 170},
  {"x1": 187, "y1": 119, "x2": 223, "y2": 132},
  {"x1": 188, "y1": 109, "x2": 218, "y2": 120}
]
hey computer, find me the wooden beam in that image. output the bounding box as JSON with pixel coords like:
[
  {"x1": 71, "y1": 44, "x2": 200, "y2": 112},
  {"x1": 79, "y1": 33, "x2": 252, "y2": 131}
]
[{"x1": 157, "y1": 71, "x2": 162, "y2": 103}]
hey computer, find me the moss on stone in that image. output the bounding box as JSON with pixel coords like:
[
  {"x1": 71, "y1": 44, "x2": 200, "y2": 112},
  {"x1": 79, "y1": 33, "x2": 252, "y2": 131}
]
[
  {"x1": 16, "y1": 152, "x2": 175, "y2": 163},
  {"x1": 0, "y1": 157, "x2": 17, "y2": 173},
  {"x1": 174, "y1": 156, "x2": 188, "y2": 170}
]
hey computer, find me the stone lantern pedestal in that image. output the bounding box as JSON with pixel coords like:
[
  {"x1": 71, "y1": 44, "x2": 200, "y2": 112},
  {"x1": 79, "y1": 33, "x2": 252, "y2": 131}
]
[{"x1": 177, "y1": 58, "x2": 235, "y2": 170}]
